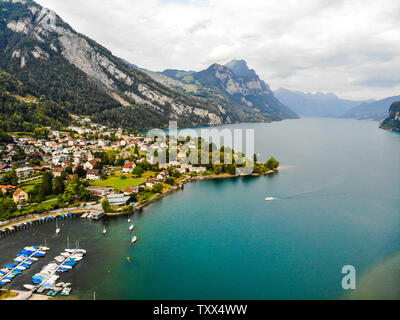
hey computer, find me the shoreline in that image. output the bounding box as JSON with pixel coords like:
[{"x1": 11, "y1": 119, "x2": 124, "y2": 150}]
[{"x1": 0, "y1": 169, "x2": 279, "y2": 229}]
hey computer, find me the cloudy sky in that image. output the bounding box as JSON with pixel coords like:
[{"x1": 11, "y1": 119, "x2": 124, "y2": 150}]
[{"x1": 37, "y1": 0, "x2": 400, "y2": 101}]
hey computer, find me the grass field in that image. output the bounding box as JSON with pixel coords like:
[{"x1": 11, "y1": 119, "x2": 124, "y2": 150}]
[
  {"x1": 90, "y1": 176, "x2": 146, "y2": 190},
  {"x1": 21, "y1": 179, "x2": 42, "y2": 193}
]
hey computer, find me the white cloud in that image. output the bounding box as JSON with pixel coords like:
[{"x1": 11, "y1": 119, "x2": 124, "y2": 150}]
[{"x1": 36, "y1": 0, "x2": 400, "y2": 100}]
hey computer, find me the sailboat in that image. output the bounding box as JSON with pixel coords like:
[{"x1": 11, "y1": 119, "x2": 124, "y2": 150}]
[
  {"x1": 55, "y1": 220, "x2": 60, "y2": 235},
  {"x1": 103, "y1": 226, "x2": 107, "y2": 235}
]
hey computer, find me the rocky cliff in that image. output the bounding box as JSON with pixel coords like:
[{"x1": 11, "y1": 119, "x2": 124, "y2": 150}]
[
  {"x1": 146, "y1": 60, "x2": 298, "y2": 122},
  {"x1": 380, "y1": 102, "x2": 400, "y2": 131}
]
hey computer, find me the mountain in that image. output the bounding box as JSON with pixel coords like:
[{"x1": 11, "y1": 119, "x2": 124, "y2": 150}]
[
  {"x1": 0, "y1": 0, "x2": 237, "y2": 131},
  {"x1": 342, "y1": 96, "x2": 400, "y2": 121},
  {"x1": 275, "y1": 88, "x2": 364, "y2": 118},
  {"x1": 380, "y1": 102, "x2": 400, "y2": 131},
  {"x1": 0, "y1": 68, "x2": 70, "y2": 132},
  {"x1": 140, "y1": 60, "x2": 299, "y2": 122}
]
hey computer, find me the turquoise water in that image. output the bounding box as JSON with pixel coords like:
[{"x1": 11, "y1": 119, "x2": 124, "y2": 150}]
[{"x1": 1, "y1": 118, "x2": 400, "y2": 299}]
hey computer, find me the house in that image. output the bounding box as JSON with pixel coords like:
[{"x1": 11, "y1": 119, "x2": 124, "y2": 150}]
[
  {"x1": 146, "y1": 178, "x2": 158, "y2": 188},
  {"x1": 0, "y1": 185, "x2": 16, "y2": 194},
  {"x1": 123, "y1": 186, "x2": 139, "y2": 196},
  {"x1": 87, "y1": 186, "x2": 113, "y2": 197},
  {"x1": 159, "y1": 161, "x2": 180, "y2": 169},
  {"x1": 122, "y1": 161, "x2": 136, "y2": 173},
  {"x1": 3, "y1": 154, "x2": 12, "y2": 163},
  {"x1": 0, "y1": 163, "x2": 8, "y2": 173},
  {"x1": 53, "y1": 167, "x2": 63, "y2": 177},
  {"x1": 190, "y1": 166, "x2": 207, "y2": 174},
  {"x1": 15, "y1": 167, "x2": 34, "y2": 178},
  {"x1": 106, "y1": 193, "x2": 131, "y2": 206},
  {"x1": 157, "y1": 170, "x2": 169, "y2": 180},
  {"x1": 86, "y1": 169, "x2": 101, "y2": 180},
  {"x1": 13, "y1": 188, "x2": 28, "y2": 203},
  {"x1": 84, "y1": 159, "x2": 101, "y2": 171}
]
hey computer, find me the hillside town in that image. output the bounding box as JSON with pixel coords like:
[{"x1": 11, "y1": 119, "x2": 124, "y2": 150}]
[{"x1": 0, "y1": 117, "x2": 279, "y2": 222}]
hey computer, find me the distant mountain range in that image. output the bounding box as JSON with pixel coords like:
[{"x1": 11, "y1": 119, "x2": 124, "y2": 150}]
[
  {"x1": 274, "y1": 88, "x2": 367, "y2": 118},
  {"x1": 342, "y1": 96, "x2": 400, "y2": 121},
  {"x1": 133, "y1": 59, "x2": 299, "y2": 122}
]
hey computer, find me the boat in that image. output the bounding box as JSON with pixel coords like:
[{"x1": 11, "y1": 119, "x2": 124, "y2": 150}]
[
  {"x1": 55, "y1": 220, "x2": 60, "y2": 235},
  {"x1": 129, "y1": 224, "x2": 135, "y2": 232},
  {"x1": 55, "y1": 256, "x2": 65, "y2": 263},
  {"x1": 103, "y1": 226, "x2": 107, "y2": 235},
  {"x1": 265, "y1": 197, "x2": 277, "y2": 201},
  {"x1": 61, "y1": 287, "x2": 71, "y2": 296},
  {"x1": 131, "y1": 236, "x2": 137, "y2": 244},
  {"x1": 23, "y1": 284, "x2": 35, "y2": 290}
]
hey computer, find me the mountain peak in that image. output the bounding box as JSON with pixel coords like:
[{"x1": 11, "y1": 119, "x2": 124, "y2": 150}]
[{"x1": 225, "y1": 59, "x2": 257, "y2": 79}]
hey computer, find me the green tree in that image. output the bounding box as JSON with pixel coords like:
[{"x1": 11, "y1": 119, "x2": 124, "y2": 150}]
[
  {"x1": 152, "y1": 183, "x2": 163, "y2": 194},
  {"x1": 132, "y1": 166, "x2": 144, "y2": 177},
  {"x1": 265, "y1": 157, "x2": 280, "y2": 170},
  {"x1": 33, "y1": 127, "x2": 50, "y2": 139},
  {"x1": 102, "y1": 197, "x2": 112, "y2": 213},
  {"x1": 2, "y1": 169, "x2": 18, "y2": 185},
  {"x1": 41, "y1": 171, "x2": 53, "y2": 196},
  {"x1": 0, "y1": 198, "x2": 18, "y2": 221},
  {"x1": 53, "y1": 176, "x2": 65, "y2": 195}
]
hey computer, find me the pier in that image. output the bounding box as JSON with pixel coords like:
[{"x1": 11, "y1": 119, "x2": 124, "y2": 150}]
[{"x1": 0, "y1": 246, "x2": 48, "y2": 287}]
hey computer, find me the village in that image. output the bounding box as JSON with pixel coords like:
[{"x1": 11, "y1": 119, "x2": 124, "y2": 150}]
[{"x1": 0, "y1": 116, "x2": 280, "y2": 223}]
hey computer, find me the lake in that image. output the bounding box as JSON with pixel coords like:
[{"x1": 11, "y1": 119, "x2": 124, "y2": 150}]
[{"x1": 1, "y1": 118, "x2": 399, "y2": 299}]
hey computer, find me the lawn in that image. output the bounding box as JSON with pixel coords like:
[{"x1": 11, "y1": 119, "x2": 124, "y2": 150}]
[
  {"x1": 22, "y1": 198, "x2": 59, "y2": 213},
  {"x1": 91, "y1": 176, "x2": 146, "y2": 190},
  {"x1": 21, "y1": 179, "x2": 42, "y2": 193}
]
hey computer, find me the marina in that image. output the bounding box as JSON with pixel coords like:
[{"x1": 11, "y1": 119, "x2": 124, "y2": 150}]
[
  {"x1": 31, "y1": 248, "x2": 86, "y2": 296},
  {"x1": 0, "y1": 246, "x2": 48, "y2": 287}
]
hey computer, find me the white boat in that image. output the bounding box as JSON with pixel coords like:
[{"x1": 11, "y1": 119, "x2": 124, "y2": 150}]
[
  {"x1": 55, "y1": 256, "x2": 64, "y2": 263},
  {"x1": 128, "y1": 218, "x2": 131, "y2": 223},
  {"x1": 23, "y1": 284, "x2": 35, "y2": 290},
  {"x1": 131, "y1": 236, "x2": 137, "y2": 244},
  {"x1": 24, "y1": 247, "x2": 36, "y2": 251},
  {"x1": 76, "y1": 249, "x2": 87, "y2": 255},
  {"x1": 129, "y1": 224, "x2": 135, "y2": 232},
  {"x1": 55, "y1": 221, "x2": 60, "y2": 235},
  {"x1": 40, "y1": 247, "x2": 50, "y2": 251},
  {"x1": 103, "y1": 226, "x2": 107, "y2": 235},
  {"x1": 61, "y1": 287, "x2": 71, "y2": 296},
  {"x1": 61, "y1": 252, "x2": 70, "y2": 258},
  {"x1": 61, "y1": 265, "x2": 73, "y2": 270},
  {"x1": 265, "y1": 197, "x2": 277, "y2": 201}
]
